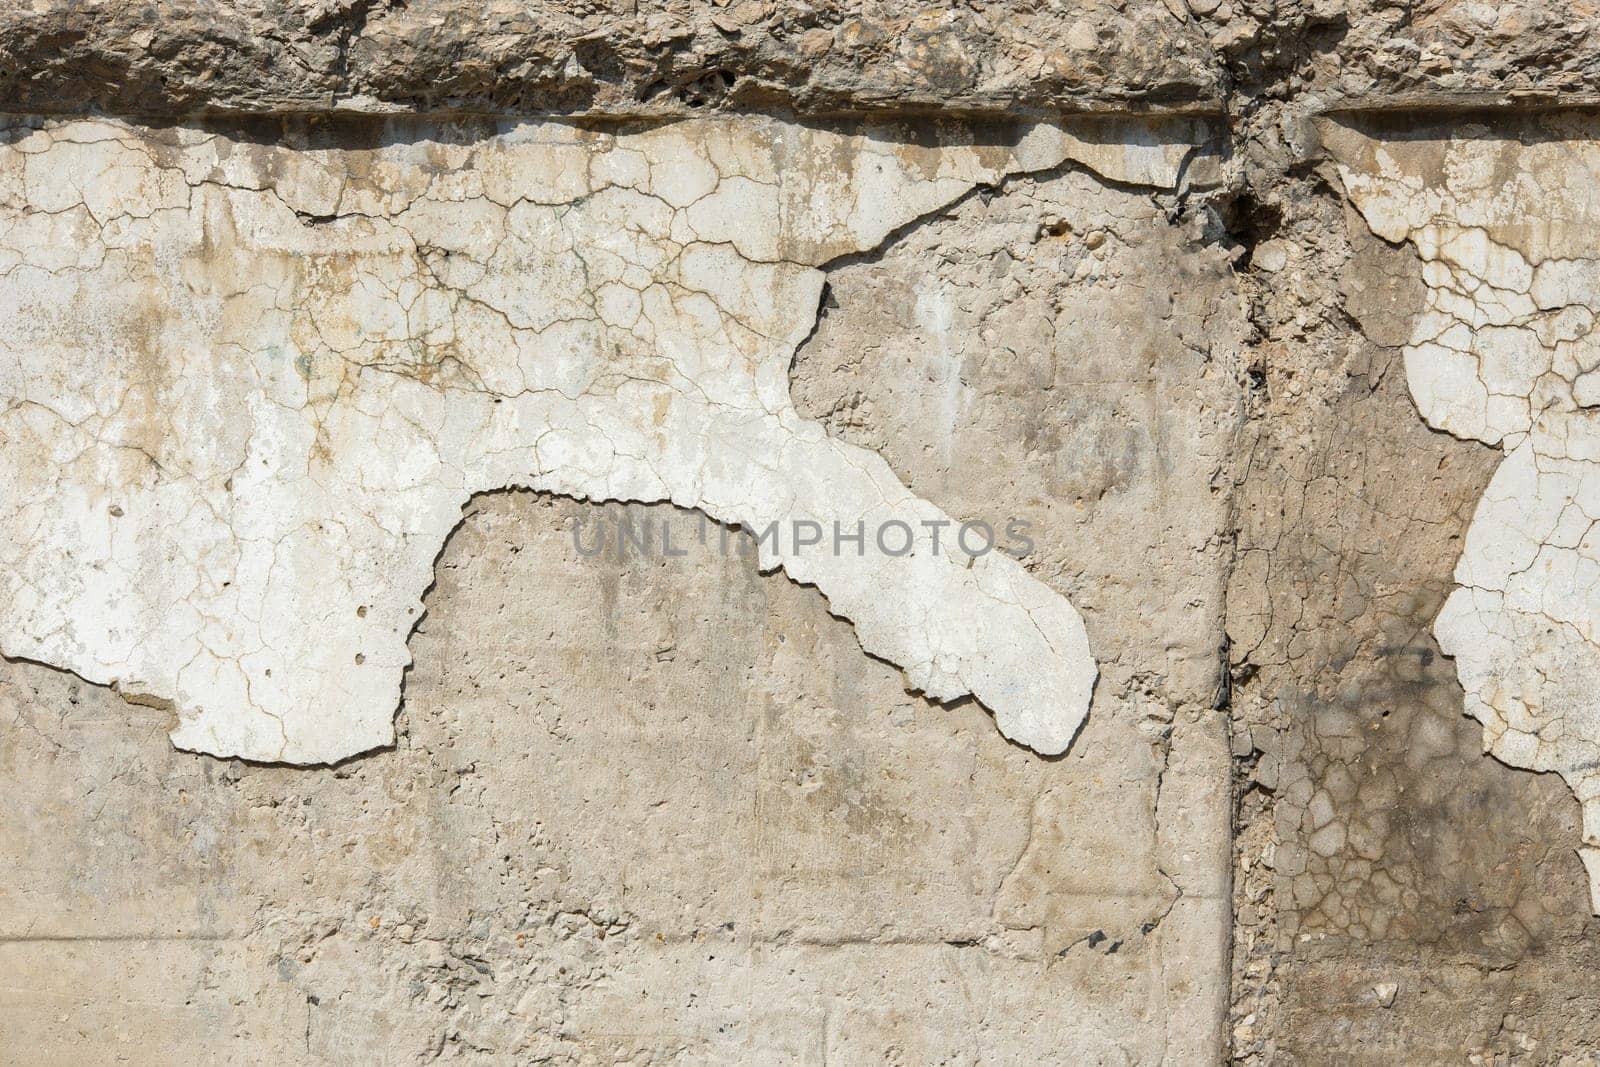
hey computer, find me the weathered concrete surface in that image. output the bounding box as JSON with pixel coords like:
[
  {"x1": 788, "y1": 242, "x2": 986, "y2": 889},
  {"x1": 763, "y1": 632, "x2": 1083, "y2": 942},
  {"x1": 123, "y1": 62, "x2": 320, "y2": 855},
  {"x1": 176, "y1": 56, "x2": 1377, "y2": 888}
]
[
  {"x1": 0, "y1": 114, "x2": 1224, "y2": 763},
  {"x1": 1225, "y1": 117, "x2": 1600, "y2": 1064},
  {"x1": 0, "y1": 495, "x2": 1222, "y2": 1067},
  {"x1": 1329, "y1": 115, "x2": 1600, "y2": 913},
  {"x1": 12, "y1": 3, "x2": 1600, "y2": 1063},
  {"x1": 0, "y1": 496, "x2": 1233, "y2": 1063},
  {"x1": 0, "y1": 129, "x2": 1238, "y2": 1063}
]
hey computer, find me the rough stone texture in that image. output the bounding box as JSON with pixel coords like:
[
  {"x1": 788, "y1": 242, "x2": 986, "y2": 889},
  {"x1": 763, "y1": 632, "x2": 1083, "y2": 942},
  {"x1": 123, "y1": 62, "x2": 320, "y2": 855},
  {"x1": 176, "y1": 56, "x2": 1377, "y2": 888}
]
[
  {"x1": 0, "y1": 0, "x2": 1224, "y2": 116},
  {"x1": 1215, "y1": 0, "x2": 1600, "y2": 105},
  {"x1": 7, "y1": 0, "x2": 1600, "y2": 119}
]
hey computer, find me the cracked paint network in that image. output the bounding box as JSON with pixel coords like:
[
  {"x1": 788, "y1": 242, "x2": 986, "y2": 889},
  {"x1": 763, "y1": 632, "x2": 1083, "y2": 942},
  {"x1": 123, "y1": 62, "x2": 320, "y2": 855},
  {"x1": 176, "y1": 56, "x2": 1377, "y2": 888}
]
[
  {"x1": 0, "y1": 115, "x2": 1206, "y2": 762},
  {"x1": 1328, "y1": 119, "x2": 1600, "y2": 911}
]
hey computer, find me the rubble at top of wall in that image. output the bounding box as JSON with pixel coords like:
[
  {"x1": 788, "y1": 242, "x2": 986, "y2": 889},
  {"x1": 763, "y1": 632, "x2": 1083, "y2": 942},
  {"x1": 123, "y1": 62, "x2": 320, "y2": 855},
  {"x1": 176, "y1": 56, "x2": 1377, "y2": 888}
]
[{"x1": 4, "y1": 0, "x2": 1600, "y2": 120}]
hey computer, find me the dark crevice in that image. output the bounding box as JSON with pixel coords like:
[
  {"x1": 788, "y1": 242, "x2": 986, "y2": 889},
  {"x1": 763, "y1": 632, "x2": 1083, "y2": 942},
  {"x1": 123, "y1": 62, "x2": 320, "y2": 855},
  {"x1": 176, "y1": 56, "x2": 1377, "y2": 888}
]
[{"x1": 1214, "y1": 189, "x2": 1283, "y2": 272}]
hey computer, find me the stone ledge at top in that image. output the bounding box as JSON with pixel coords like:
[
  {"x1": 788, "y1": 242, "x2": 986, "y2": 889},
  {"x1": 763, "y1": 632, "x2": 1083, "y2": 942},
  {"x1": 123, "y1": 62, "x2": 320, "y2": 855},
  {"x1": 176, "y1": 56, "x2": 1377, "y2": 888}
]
[
  {"x1": 7, "y1": 0, "x2": 1600, "y2": 120},
  {"x1": 0, "y1": 0, "x2": 1220, "y2": 117}
]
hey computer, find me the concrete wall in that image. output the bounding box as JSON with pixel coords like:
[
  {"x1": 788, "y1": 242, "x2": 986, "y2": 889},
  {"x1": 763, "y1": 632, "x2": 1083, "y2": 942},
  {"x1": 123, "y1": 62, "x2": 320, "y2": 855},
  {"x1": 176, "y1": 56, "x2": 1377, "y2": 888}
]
[{"x1": 5, "y1": 3, "x2": 1600, "y2": 1063}]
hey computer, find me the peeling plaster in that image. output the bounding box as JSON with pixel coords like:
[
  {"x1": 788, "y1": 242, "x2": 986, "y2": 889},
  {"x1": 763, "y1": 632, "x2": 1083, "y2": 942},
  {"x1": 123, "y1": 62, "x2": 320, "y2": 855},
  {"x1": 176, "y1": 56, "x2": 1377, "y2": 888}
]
[
  {"x1": 0, "y1": 114, "x2": 1211, "y2": 763},
  {"x1": 1327, "y1": 119, "x2": 1600, "y2": 912}
]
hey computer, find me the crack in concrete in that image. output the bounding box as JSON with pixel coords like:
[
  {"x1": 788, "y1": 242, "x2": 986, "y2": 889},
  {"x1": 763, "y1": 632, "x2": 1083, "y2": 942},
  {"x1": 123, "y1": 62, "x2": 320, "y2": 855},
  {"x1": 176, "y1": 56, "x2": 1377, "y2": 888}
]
[
  {"x1": 0, "y1": 113, "x2": 1213, "y2": 764},
  {"x1": 1327, "y1": 117, "x2": 1600, "y2": 913}
]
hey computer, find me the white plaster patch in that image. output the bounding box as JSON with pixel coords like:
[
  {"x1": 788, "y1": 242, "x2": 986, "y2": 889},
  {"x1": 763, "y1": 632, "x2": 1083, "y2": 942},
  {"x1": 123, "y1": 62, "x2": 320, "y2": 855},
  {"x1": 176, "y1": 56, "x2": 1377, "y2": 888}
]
[
  {"x1": 0, "y1": 115, "x2": 1208, "y2": 763},
  {"x1": 1327, "y1": 120, "x2": 1600, "y2": 911}
]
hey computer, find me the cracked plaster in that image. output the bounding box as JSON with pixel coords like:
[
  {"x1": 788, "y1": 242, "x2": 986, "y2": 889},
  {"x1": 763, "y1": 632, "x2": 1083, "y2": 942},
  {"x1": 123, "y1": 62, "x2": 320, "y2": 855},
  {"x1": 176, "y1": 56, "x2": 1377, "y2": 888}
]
[
  {"x1": 1329, "y1": 118, "x2": 1600, "y2": 913},
  {"x1": 0, "y1": 114, "x2": 1211, "y2": 763}
]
